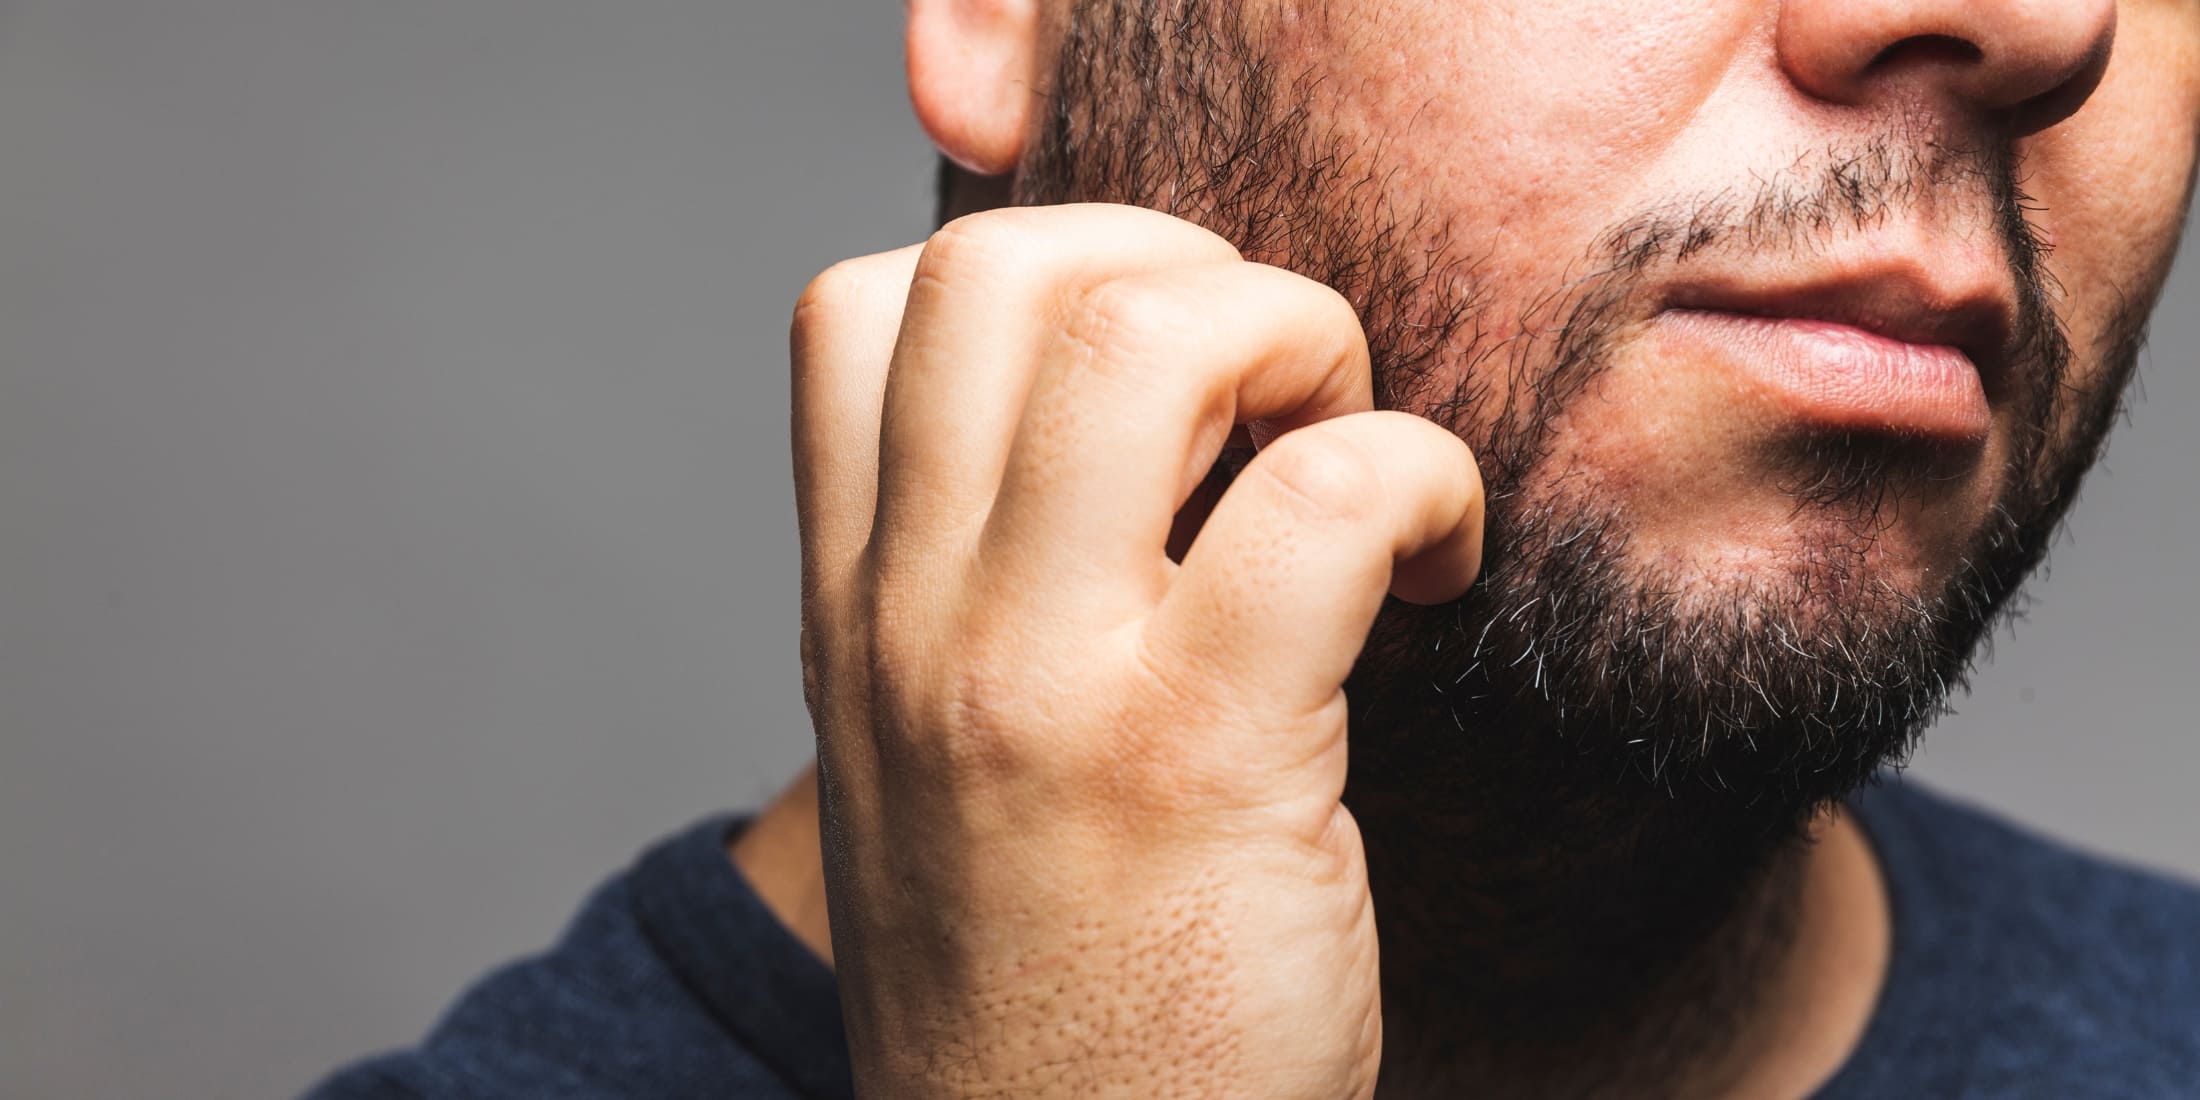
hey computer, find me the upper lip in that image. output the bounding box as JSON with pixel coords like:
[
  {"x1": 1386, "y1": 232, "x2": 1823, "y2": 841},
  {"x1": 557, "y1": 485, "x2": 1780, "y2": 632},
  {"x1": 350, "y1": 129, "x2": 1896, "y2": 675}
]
[{"x1": 1662, "y1": 260, "x2": 2018, "y2": 391}]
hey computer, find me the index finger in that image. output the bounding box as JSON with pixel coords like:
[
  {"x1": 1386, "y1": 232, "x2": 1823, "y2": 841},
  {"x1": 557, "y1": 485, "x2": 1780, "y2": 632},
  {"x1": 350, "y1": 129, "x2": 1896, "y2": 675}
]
[{"x1": 978, "y1": 261, "x2": 1376, "y2": 617}]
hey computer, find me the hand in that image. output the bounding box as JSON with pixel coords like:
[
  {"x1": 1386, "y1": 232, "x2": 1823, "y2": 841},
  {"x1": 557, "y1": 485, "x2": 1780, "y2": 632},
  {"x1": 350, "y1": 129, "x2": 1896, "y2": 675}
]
[{"x1": 790, "y1": 203, "x2": 1485, "y2": 1099}]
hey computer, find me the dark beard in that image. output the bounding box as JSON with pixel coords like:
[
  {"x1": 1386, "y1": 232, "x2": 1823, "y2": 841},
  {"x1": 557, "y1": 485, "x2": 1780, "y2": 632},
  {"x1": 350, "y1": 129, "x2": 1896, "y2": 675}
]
[{"x1": 1012, "y1": 0, "x2": 2130, "y2": 1094}]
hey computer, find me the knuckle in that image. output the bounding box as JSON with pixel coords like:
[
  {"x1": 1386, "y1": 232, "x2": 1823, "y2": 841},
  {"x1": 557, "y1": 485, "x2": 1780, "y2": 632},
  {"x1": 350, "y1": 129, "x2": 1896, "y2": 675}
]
[
  {"x1": 1080, "y1": 277, "x2": 1185, "y2": 338},
  {"x1": 855, "y1": 582, "x2": 1021, "y2": 747},
  {"x1": 914, "y1": 209, "x2": 1037, "y2": 291},
  {"x1": 936, "y1": 658, "x2": 1043, "y2": 775},
  {"x1": 870, "y1": 629, "x2": 1054, "y2": 785},
  {"x1": 853, "y1": 601, "x2": 1241, "y2": 804},
  {"x1": 790, "y1": 257, "x2": 873, "y2": 339},
  {"x1": 1252, "y1": 429, "x2": 1385, "y2": 522},
  {"x1": 1057, "y1": 279, "x2": 1187, "y2": 383}
]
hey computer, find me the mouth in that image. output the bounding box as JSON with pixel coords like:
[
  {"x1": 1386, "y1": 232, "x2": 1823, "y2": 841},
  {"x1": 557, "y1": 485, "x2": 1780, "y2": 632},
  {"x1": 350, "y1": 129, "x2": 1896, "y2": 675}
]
[{"x1": 1654, "y1": 264, "x2": 2016, "y2": 444}]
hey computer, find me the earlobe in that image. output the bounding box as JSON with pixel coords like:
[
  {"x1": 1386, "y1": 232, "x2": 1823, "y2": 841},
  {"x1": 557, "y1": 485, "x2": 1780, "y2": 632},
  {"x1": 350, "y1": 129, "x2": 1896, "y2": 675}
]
[{"x1": 906, "y1": 0, "x2": 1043, "y2": 177}]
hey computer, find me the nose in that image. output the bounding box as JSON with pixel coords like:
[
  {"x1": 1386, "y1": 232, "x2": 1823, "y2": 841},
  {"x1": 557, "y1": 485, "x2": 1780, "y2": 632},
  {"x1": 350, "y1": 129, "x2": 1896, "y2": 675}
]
[{"x1": 1776, "y1": 0, "x2": 2118, "y2": 134}]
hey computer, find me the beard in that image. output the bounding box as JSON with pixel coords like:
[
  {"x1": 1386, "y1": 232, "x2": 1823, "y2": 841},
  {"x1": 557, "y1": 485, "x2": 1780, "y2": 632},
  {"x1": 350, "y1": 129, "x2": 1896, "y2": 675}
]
[
  {"x1": 1006, "y1": 0, "x2": 2139, "y2": 1094},
  {"x1": 1016, "y1": 0, "x2": 2100, "y2": 796}
]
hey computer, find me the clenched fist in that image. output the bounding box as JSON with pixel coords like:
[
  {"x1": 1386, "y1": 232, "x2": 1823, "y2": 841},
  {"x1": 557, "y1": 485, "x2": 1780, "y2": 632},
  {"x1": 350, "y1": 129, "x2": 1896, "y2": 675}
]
[{"x1": 790, "y1": 204, "x2": 1485, "y2": 1099}]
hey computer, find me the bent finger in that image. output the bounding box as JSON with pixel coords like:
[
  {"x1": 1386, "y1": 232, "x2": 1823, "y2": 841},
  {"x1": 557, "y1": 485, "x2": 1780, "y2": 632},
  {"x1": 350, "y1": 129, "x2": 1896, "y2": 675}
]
[
  {"x1": 1144, "y1": 411, "x2": 1484, "y2": 723},
  {"x1": 981, "y1": 261, "x2": 1374, "y2": 615},
  {"x1": 790, "y1": 244, "x2": 926, "y2": 593},
  {"x1": 871, "y1": 204, "x2": 1240, "y2": 566}
]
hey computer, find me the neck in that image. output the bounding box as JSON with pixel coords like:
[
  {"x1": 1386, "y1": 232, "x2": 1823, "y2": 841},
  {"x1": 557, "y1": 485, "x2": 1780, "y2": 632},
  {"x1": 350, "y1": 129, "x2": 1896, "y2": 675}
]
[{"x1": 1346, "y1": 740, "x2": 1873, "y2": 1099}]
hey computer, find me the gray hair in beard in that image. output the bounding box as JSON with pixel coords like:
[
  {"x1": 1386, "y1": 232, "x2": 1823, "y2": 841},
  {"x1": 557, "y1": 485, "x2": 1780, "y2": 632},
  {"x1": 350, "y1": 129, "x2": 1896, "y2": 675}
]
[{"x1": 1012, "y1": 0, "x2": 2109, "y2": 813}]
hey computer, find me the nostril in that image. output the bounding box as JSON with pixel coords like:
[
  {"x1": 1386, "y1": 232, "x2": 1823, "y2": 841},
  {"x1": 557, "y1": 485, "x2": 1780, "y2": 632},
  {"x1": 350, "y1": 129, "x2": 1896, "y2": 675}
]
[
  {"x1": 1778, "y1": 0, "x2": 2117, "y2": 126},
  {"x1": 1869, "y1": 34, "x2": 1987, "y2": 73},
  {"x1": 2008, "y1": 31, "x2": 2114, "y2": 135}
]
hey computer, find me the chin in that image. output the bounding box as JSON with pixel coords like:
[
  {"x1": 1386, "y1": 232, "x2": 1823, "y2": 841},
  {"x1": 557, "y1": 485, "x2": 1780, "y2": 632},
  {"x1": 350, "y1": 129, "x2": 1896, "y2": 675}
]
[
  {"x1": 1653, "y1": 490, "x2": 1990, "y2": 599},
  {"x1": 1549, "y1": 418, "x2": 2015, "y2": 623}
]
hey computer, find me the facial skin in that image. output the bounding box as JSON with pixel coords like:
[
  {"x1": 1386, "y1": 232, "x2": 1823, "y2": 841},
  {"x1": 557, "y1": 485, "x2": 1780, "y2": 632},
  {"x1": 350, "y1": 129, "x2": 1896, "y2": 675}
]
[
  {"x1": 987, "y1": 5, "x2": 2195, "y2": 1085},
  {"x1": 1008, "y1": 0, "x2": 2196, "y2": 802},
  {"x1": 751, "y1": 1, "x2": 2199, "y2": 1097}
]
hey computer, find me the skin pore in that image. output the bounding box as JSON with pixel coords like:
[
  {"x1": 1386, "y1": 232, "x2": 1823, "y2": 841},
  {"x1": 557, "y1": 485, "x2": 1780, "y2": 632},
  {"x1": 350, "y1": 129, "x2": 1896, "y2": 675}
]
[
  {"x1": 742, "y1": 0, "x2": 2200, "y2": 1096},
  {"x1": 736, "y1": 770, "x2": 1891, "y2": 1098}
]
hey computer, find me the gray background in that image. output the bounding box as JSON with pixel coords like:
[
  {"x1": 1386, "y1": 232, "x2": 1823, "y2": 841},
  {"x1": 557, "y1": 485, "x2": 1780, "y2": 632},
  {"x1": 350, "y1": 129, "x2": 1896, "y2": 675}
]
[{"x1": 0, "y1": 2, "x2": 2191, "y2": 1097}]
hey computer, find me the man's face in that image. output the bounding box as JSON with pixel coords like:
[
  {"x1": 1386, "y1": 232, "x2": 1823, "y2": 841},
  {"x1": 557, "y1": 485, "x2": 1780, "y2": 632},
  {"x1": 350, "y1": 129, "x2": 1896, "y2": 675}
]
[
  {"x1": 1015, "y1": 0, "x2": 2200, "y2": 800},
  {"x1": 1259, "y1": 0, "x2": 2191, "y2": 588}
]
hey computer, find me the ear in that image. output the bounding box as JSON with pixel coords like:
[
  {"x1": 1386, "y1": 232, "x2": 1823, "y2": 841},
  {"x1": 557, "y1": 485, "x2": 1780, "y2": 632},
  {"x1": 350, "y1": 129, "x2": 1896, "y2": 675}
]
[{"x1": 906, "y1": 0, "x2": 1044, "y2": 177}]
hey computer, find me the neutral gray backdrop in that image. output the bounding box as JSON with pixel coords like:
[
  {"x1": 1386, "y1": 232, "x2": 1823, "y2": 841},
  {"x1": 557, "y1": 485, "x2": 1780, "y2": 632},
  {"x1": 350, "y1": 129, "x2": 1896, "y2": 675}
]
[{"x1": 0, "y1": 3, "x2": 2192, "y2": 1097}]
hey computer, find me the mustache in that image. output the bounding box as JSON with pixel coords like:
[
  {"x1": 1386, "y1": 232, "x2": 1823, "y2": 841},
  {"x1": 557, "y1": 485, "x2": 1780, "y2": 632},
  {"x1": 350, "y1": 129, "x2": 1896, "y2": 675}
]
[
  {"x1": 1597, "y1": 137, "x2": 2043, "y2": 278},
  {"x1": 1407, "y1": 134, "x2": 2075, "y2": 511}
]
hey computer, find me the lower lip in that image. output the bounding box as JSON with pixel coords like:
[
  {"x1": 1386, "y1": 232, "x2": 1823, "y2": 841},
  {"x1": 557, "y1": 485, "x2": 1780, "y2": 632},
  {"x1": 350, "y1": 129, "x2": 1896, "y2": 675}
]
[{"x1": 1654, "y1": 309, "x2": 1991, "y2": 442}]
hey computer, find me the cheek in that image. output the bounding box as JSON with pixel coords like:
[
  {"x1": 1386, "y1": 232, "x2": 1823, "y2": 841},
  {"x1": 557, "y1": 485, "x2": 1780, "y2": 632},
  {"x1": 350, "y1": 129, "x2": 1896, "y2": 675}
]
[
  {"x1": 2020, "y1": 6, "x2": 2200, "y2": 345},
  {"x1": 1265, "y1": 0, "x2": 1755, "y2": 277}
]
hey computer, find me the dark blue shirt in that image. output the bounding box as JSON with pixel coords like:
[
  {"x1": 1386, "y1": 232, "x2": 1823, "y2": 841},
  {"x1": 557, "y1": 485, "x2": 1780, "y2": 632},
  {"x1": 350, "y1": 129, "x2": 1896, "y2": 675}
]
[{"x1": 304, "y1": 774, "x2": 2200, "y2": 1098}]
